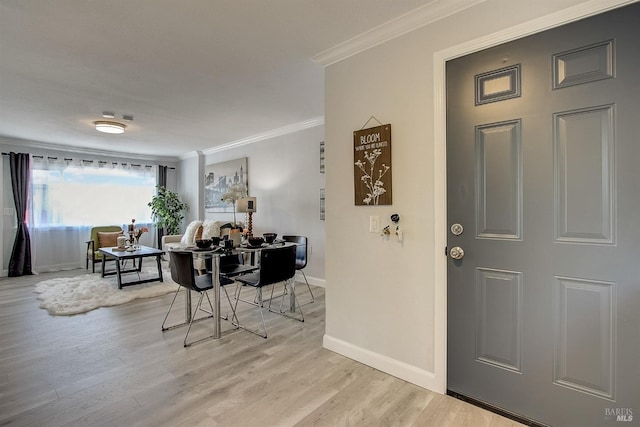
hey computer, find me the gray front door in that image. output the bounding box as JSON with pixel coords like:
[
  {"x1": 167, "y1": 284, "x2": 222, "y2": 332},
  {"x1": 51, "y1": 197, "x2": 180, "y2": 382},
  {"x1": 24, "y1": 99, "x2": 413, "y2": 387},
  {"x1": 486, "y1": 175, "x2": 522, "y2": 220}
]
[{"x1": 446, "y1": 4, "x2": 640, "y2": 426}]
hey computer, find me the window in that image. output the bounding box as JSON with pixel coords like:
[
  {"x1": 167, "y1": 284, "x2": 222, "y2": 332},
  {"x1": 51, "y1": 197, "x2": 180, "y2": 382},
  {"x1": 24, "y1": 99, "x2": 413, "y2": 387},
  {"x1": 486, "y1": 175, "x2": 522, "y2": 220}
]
[{"x1": 30, "y1": 162, "x2": 156, "y2": 227}]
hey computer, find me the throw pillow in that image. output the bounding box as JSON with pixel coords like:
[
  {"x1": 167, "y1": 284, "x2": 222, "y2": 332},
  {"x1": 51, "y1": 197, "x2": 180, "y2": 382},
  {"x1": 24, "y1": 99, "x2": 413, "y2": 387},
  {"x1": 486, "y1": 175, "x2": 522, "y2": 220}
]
[
  {"x1": 180, "y1": 220, "x2": 203, "y2": 245},
  {"x1": 97, "y1": 231, "x2": 123, "y2": 248},
  {"x1": 201, "y1": 220, "x2": 220, "y2": 240},
  {"x1": 194, "y1": 225, "x2": 203, "y2": 241}
]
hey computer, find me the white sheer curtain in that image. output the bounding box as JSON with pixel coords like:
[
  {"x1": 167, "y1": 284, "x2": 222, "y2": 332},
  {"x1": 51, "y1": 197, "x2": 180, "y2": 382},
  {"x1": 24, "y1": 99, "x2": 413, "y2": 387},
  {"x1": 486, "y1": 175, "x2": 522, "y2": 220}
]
[{"x1": 29, "y1": 157, "x2": 157, "y2": 272}]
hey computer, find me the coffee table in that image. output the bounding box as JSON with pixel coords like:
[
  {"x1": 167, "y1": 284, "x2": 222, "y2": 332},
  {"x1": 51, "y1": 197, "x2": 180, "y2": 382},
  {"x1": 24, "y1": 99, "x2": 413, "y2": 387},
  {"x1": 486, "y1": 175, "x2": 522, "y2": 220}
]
[{"x1": 99, "y1": 246, "x2": 165, "y2": 289}]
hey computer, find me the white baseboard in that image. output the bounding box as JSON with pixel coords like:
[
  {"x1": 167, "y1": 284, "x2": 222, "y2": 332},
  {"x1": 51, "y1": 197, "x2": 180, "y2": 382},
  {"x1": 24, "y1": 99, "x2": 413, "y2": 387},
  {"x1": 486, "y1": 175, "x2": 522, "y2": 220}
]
[
  {"x1": 35, "y1": 263, "x2": 84, "y2": 273},
  {"x1": 323, "y1": 334, "x2": 443, "y2": 394}
]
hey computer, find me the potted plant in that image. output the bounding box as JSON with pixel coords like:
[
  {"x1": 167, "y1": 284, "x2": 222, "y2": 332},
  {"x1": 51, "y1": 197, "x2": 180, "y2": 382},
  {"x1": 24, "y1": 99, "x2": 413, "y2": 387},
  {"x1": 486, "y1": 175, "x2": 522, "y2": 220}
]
[
  {"x1": 221, "y1": 183, "x2": 247, "y2": 228},
  {"x1": 148, "y1": 186, "x2": 188, "y2": 235},
  {"x1": 221, "y1": 183, "x2": 246, "y2": 246}
]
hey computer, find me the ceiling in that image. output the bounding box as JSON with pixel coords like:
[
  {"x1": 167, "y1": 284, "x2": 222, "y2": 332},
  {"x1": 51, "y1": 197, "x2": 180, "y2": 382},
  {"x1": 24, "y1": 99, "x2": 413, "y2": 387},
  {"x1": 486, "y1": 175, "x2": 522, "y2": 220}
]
[{"x1": 0, "y1": 0, "x2": 440, "y2": 160}]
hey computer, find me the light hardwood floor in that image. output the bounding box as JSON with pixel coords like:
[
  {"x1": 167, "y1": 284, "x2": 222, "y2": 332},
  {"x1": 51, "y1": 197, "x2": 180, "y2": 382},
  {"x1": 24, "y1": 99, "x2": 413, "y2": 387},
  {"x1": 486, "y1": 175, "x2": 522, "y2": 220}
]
[{"x1": 0, "y1": 267, "x2": 523, "y2": 427}]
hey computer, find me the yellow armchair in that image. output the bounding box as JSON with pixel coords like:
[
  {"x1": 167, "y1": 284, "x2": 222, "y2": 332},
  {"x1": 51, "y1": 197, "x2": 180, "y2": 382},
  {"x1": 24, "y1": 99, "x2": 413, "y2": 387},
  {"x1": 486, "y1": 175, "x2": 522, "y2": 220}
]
[{"x1": 86, "y1": 225, "x2": 123, "y2": 273}]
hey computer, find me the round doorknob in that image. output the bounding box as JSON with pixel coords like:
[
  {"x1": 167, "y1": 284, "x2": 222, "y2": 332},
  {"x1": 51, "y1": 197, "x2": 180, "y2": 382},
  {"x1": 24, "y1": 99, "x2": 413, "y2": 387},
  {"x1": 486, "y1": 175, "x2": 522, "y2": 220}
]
[{"x1": 450, "y1": 246, "x2": 465, "y2": 260}]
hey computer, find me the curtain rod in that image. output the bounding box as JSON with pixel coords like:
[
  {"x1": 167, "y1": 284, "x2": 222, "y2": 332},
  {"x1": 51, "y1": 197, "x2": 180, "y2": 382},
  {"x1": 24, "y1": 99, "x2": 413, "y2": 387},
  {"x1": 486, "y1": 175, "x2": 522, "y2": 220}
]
[{"x1": 1, "y1": 152, "x2": 175, "y2": 169}]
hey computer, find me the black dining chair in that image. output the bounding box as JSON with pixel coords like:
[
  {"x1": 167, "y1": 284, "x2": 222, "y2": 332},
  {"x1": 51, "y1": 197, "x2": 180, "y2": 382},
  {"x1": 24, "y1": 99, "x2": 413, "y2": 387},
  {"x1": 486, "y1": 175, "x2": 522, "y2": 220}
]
[
  {"x1": 234, "y1": 244, "x2": 301, "y2": 338},
  {"x1": 282, "y1": 235, "x2": 314, "y2": 304},
  {"x1": 161, "y1": 251, "x2": 238, "y2": 347},
  {"x1": 205, "y1": 253, "x2": 258, "y2": 305}
]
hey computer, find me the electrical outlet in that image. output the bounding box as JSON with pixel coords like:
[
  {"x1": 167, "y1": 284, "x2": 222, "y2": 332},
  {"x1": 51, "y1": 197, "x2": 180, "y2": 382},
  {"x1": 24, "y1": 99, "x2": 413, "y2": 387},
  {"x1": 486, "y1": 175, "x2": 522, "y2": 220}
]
[{"x1": 369, "y1": 215, "x2": 379, "y2": 233}]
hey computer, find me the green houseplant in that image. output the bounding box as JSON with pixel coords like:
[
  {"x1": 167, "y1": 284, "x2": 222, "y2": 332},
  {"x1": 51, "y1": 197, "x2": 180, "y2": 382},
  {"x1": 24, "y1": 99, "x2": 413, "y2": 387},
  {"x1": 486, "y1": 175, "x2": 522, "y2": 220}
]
[{"x1": 148, "y1": 186, "x2": 188, "y2": 236}]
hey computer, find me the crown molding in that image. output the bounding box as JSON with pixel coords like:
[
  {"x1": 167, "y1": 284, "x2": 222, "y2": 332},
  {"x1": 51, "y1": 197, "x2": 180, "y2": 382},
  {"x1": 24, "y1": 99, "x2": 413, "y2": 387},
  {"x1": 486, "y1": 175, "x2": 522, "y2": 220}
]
[
  {"x1": 312, "y1": 0, "x2": 486, "y2": 66},
  {"x1": 202, "y1": 116, "x2": 324, "y2": 155},
  {"x1": 0, "y1": 135, "x2": 179, "y2": 163},
  {"x1": 435, "y1": 0, "x2": 639, "y2": 62},
  {"x1": 179, "y1": 150, "x2": 202, "y2": 160}
]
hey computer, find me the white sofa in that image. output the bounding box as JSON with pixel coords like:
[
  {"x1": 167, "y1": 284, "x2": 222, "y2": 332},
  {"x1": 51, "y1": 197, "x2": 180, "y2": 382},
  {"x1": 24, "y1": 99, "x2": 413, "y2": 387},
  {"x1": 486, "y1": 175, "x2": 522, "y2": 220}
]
[
  {"x1": 162, "y1": 220, "x2": 244, "y2": 269},
  {"x1": 161, "y1": 220, "x2": 244, "y2": 251}
]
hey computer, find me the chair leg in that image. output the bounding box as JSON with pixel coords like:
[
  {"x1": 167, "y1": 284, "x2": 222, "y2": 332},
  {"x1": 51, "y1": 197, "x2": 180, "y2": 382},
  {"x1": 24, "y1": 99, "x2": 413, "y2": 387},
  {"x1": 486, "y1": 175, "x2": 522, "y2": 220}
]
[
  {"x1": 184, "y1": 292, "x2": 219, "y2": 347},
  {"x1": 162, "y1": 286, "x2": 215, "y2": 332},
  {"x1": 161, "y1": 285, "x2": 184, "y2": 331},
  {"x1": 269, "y1": 279, "x2": 304, "y2": 322},
  {"x1": 300, "y1": 270, "x2": 314, "y2": 304},
  {"x1": 184, "y1": 292, "x2": 204, "y2": 346},
  {"x1": 236, "y1": 284, "x2": 276, "y2": 308},
  {"x1": 254, "y1": 288, "x2": 268, "y2": 338},
  {"x1": 222, "y1": 286, "x2": 239, "y2": 326},
  {"x1": 232, "y1": 284, "x2": 267, "y2": 339}
]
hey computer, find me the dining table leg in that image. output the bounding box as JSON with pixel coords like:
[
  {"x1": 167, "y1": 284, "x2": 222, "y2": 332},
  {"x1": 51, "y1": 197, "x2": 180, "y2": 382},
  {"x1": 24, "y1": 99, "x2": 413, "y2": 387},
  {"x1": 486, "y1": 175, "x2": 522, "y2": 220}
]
[
  {"x1": 212, "y1": 255, "x2": 221, "y2": 338},
  {"x1": 289, "y1": 279, "x2": 297, "y2": 312},
  {"x1": 185, "y1": 290, "x2": 192, "y2": 323}
]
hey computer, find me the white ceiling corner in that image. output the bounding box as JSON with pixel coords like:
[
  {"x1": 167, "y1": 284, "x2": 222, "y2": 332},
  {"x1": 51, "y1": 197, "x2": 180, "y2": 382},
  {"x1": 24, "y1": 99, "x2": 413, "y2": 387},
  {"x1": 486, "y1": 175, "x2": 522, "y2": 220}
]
[
  {"x1": 312, "y1": 0, "x2": 487, "y2": 66},
  {"x1": 202, "y1": 116, "x2": 325, "y2": 156}
]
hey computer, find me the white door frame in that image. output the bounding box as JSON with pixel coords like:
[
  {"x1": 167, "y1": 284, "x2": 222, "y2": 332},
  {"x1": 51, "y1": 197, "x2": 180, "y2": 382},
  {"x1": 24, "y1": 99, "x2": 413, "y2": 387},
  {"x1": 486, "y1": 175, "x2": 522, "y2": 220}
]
[
  {"x1": 432, "y1": 0, "x2": 638, "y2": 394},
  {"x1": 0, "y1": 157, "x2": 4, "y2": 276}
]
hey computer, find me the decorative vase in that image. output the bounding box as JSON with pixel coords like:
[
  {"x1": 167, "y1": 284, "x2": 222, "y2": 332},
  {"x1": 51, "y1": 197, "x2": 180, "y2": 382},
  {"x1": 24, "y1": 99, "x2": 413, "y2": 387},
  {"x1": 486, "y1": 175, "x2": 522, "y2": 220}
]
[
  {"x1": 230, "y1": 230, "x2": 241, "y2": 248},
  {"x1": 134, "y1": 237, "x2": 140, "y2": 249}
]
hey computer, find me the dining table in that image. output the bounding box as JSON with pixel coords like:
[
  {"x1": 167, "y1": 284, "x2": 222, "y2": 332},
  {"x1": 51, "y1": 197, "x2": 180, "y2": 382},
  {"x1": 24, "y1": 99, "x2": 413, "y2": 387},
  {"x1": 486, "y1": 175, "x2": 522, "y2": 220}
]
[
  {"x1": 236, "y1": 238, "x2": 287, "y2": 264},
  {"x1": 177, "y1": 240, "x2": 300, "y2": 338}
]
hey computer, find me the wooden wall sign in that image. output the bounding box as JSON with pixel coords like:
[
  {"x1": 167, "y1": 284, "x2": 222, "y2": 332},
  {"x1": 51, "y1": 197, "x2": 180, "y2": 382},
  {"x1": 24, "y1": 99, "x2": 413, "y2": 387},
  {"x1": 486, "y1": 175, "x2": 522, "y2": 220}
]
[{"x1": 353, "y1": 124, "x2": 392, "y2": 205}]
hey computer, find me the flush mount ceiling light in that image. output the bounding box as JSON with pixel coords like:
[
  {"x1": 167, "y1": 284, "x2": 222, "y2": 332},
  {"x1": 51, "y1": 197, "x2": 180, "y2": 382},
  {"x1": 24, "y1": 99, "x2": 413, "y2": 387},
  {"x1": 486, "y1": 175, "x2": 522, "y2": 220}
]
[{"x1": 93, "y1": 120, "x2": 126, "y2": 134}]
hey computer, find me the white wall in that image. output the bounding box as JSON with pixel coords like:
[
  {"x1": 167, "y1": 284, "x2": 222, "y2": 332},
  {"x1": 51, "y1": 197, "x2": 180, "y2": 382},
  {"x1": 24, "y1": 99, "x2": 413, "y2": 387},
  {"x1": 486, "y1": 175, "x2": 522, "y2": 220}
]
[
  {"x1": 323, "y1": 0, "x2": 624, "y2": 393},
  {"x1": 0, "y1": 155, "x2": 4, "y2": 275},
  {"x1": 179, "y1": 125, "x2": 326, "y2": 283},
  {"x1": 178, "y1": 153, "x2": 203, "y2": 224}
]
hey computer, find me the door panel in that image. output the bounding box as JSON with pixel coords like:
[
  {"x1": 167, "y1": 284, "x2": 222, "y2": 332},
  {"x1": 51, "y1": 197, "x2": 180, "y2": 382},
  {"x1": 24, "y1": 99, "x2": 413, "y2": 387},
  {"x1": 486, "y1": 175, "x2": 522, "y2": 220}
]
[
  {"x1": 476, "y1": 267, "x2": 523, "y2": 373},
  {"x1": 447, "y1": 4, "x2": 640, "y2": 426},
  {"x1": 553, "y1": 276, "x2": 615, "y2": 400},
  {"x1": 476, "y1": 120, "x2": 522, "y2": 240},
  {"x1": 553, "y1": 105, "x2": 615, "y2": 244}
]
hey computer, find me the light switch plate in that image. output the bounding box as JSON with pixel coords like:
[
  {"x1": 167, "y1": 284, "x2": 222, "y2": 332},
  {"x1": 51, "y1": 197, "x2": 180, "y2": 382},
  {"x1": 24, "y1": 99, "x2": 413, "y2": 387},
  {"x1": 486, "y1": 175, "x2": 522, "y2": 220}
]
[{"x1": 369, "y1": 215, "x2": 379, "y2": 233}]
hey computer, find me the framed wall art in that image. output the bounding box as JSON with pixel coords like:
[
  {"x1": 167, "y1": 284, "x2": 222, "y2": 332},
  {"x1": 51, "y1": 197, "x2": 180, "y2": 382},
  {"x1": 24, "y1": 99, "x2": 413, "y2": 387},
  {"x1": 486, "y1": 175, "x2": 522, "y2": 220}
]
[
  {"x1": 204, "y1": 157, "x2": 248, "y2": 213},
  {"x1": 353, "y1": 124, "x2": 392, "y2": 205}
]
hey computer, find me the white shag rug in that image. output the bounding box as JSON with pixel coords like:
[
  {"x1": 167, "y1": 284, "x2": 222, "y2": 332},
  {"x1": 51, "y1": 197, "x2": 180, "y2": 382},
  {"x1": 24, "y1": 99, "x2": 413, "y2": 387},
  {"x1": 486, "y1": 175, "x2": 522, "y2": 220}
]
[{"x1": 34, "y1": 267, "x2": 177, "y2": 316}]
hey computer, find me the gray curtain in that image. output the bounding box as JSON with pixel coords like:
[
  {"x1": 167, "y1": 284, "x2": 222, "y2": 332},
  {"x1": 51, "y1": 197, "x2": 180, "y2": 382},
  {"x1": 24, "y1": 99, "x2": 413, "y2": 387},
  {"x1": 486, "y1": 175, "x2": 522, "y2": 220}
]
[
  {"x1": 156, "y1": 165, "x2": 168, "y2": 248},
  {"x1": 8, "y1": 152, "x2": 33, "y2": 276}
]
